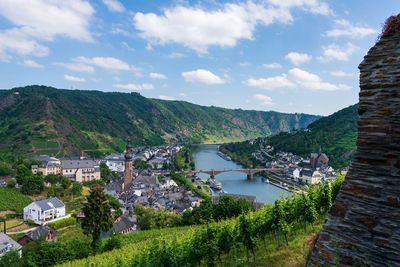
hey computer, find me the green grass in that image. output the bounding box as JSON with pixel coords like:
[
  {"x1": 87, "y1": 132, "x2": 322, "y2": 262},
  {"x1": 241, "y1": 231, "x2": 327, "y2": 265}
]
[
  {"x1": 0, "y1": 187, "x2": 33, "y2": 212},
  {"x1": 57, "y1": 224, "x2": 90, "y2": 243}
]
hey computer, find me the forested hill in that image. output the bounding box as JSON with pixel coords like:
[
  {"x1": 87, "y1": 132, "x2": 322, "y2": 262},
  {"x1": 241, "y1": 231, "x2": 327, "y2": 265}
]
[
  {"x1": 0, "y1": 85, "x2": 319, "y2": 157},
  {"x1": 268, "y1": 103, "x2": 358, "y2": 168}
]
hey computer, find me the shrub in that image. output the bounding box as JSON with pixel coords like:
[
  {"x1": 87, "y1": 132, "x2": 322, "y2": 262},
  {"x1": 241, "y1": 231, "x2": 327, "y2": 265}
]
[{"x1": 48, "y1": 216, "x2": 76, "y2": 230}]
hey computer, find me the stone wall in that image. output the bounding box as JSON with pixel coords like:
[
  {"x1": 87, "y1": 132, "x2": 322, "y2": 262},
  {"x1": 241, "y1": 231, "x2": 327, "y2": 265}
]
[{"x1": 309, "y1": 33, "x2": 400, "y2": 266}]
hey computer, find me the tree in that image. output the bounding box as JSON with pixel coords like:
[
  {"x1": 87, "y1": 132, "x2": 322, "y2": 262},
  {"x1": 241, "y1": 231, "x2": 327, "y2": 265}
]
[
  {"x1": 197, "y1": 197, "x2": 214, "y2": 223},
  {"x1": 100, "y1": 163, "x2": 111, "y2": 182},
  {"x1": 213, "y1": 195, "x2": 236, "y2": 220},
  {"x1": 0, "y1": 162, "x2": 12, "y2": 176},
  {"x1": 44, "y1": 174, "x2": 61, "y2": 185},
  {"x1": 0, "y1": 249, "x2": 22, "y2": 267},
  {"x1": 235, "y1": 198, "x2": 254, "y2": 215},
  {"x1": 6, "y1": 179, "x2": 16, "y2": 188},
  {"x1": 81, "y1": 186, "x2": 113, "y2": 251},
  {"x1": 61, "y1": 176, "x2": 71, "y2": 189},
  {"x1": 30, "y1": 159, "x2": 42, "y2": 167},
  {"x1": 133, "y1": 159, "x2": 150, "y2": 169},
  {"x1": 71, "y1": 182, "x2": 82, "y2": 196},
  {"x1": 20, "y1": 175, "x2": 44, "y2": 195},
  {"x1": 135, "y1": 205, "x2": 156, "y2": 230},
  {"x1": 15, "y1": 164, "x2": 31, "y2": 185}
]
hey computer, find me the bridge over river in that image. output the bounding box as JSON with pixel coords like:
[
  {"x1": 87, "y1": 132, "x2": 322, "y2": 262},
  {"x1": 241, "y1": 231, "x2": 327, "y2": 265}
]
[{"x1": 179, "y1": 168, "x2": 280, "y2": 180}]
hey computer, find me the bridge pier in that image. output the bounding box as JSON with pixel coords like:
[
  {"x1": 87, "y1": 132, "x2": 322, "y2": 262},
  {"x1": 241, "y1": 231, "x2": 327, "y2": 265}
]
[
  {"x1": 247, "y1": 174, "x2": 252, "y2": 180},
  {"x1": 210, "y1": 175, "x2": 215, "y2": 179}
]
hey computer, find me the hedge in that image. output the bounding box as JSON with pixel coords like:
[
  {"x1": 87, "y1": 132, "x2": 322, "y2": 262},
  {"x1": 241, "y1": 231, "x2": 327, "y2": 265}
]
[{"x1": 48, "y1": 216, "x2": 76, "y2": 230}]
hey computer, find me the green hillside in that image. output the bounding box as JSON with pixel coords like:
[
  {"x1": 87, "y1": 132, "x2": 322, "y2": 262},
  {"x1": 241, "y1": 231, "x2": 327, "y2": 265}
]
[
  {"x1": 268, "y1": 104, "x2": 358, "y2": 168},
  {"x1": 220, "y1": 104, "x2": 358, "y2": 169},
  {"x1": 0, "y1": 85, "x2": 319, "y2": 157},
  {"x1": 0, "y1": 187, "x2": 33, "y2": 212}
]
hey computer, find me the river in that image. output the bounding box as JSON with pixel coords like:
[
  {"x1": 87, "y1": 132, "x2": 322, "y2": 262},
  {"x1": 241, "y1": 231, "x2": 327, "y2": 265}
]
[{"x1": 191, "y1": 144, "x2": 291, "y2": 204}]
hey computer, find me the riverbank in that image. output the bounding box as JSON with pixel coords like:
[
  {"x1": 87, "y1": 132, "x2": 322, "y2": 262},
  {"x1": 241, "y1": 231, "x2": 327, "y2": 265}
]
[{"x1": 191, "y1": 144, "x2": 290, "y2": 203}]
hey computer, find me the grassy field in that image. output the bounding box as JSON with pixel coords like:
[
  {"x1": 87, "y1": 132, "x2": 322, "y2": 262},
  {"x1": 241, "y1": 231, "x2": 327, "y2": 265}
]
[{"x1": 0, "y1": 187, "x2": 33, "y2": 212}]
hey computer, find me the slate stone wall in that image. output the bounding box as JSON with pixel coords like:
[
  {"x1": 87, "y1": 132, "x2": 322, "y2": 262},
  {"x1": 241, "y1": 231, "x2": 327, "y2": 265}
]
[{"x1": 309, "y1": 34, "x2": 400, "y2": 266}]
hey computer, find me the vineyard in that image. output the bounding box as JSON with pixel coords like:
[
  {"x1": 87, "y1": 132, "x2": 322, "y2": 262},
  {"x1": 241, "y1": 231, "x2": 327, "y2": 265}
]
[
  {"x1": 0, "y1": 186, "x2": 32, "y2": 212},
  {"x1": 60, "y1": 175, "x2": 344, "y2": 267}
]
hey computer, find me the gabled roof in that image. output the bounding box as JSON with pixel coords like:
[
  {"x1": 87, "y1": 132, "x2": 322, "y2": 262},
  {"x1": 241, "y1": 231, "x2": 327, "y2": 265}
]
[
  {"x1": 34, "y1": 197, "x2": 64, "y2": 210},
  {"x1": 23, "y1": 225, "x2": 58, "y2": 241},
  {"x1": 133, "y1": 175, "x2": 159, "y2": 185},
  {"x1": 113, "y1": 214, "x2": 137, "y2": 233},
  {"x1": 0, "y1": 232, "x2": 22, "y2": 252},
  {"x1": 61, "y1": 159, "x2": 98, "y2": 169}
]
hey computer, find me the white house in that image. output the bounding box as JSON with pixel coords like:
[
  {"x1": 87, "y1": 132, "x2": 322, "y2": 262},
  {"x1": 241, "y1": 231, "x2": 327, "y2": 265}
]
[{"x1": 23, "y1": 197, "x2": 66, "y2": 224}]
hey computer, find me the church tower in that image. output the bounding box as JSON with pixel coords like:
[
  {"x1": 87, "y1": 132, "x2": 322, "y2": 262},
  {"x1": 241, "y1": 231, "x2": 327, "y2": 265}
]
[{"x1": 123, "y1": 139, "x2": 133, "y2": 191}]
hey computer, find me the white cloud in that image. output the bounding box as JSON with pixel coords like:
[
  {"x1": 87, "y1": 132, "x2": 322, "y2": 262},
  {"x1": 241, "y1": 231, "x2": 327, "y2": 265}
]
[
  {"x1": 102, "y1": 0, "x2": 125, "y2": 13},
  {"x1": 0, "y1": 0, "x2": 94, "y2": 59},
  {"x1": 330, "y1": 71, "x2": 355, "y2": 77},
  {"x1": 179, "y1": 92, "x2": 187, "y2": 97},
  {"x1": 326, "y1": 19, "x2": 377, "y2": 39},
  {"x1": 158, "y1": 95, "x2": 175, "y2": 101},
  {"x1": 73, "y1": 56, "x2": 131, "y2": 70},
  {"x1": 287, "y1": 68, "x2": 350, "y2": 91},
  {"x1": 53, "y1": 62, "x2": 95, "y2": 73},
  {"x1": 245, "y1": 67, "x2": 350, "y2": 91},
  {"x1": 240, "y1": 62, "x2": 251, "y2": 67},
  {"x1": 318, "y1": 43, "x2": 359, "y2": 61},
  {"x1": 263, "y1": 63, "x2": 282, "y2": 69},
  {"x1": 253, "y1": 94, "x2": 274, "y2": 105},
  {"x1": 113, "y1": 83, "x2": 154, "y2": 91},
  {"x1": 133, "y1": 1, "x2": 331, "y2": 53},
  {"x1": 285, "y1": 52, "x2": 312, "y2": 66},
  {"x1": 267, "y1": 0, "x2": 332, "y2": 15},
  {"x1": 149, "y1": 72, "x2": 167, "y2": 79},
  {"x1": 64, "y1": 74, "x2": 86, "y2": 82},
  {"x1": 182, "y1": 69, "x2": 225, "y2": 84},
  {"x1": 23, "y1": 59, "x2": 43, "y2": 68},
  {"x1": 244, "y1": 75, "x2": 295, "y2": 90}
]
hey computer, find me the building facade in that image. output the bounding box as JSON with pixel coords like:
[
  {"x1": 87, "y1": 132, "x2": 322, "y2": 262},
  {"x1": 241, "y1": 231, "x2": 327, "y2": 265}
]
[
  {"x1": 23, "y1": 197, "x2": 66, "y2": 224},
  {"x1": 30, "y1": 155, "x2": 62, "y2": 175},
  {"x1": 61, "y1": 159, "x2": 100, "y2": 182}
]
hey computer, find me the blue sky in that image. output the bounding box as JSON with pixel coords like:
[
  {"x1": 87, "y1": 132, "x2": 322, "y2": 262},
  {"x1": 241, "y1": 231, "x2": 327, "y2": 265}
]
[{"x1": 0, "y1": 0, "x2": 399, "y2": 116}]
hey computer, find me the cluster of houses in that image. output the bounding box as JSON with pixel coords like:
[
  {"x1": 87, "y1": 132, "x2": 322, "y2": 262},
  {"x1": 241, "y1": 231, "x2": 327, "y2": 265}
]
[
  {"x1": 106, "y1": 171, "x2": 202, "y2": 215},
  {"x1": 251, "y1": 141, "x2": 337, "y2": 185},
  {"x1": 101, "y1": 145, "x2": 182, "y2": 174},
  {"x1": 104, "y1": 144, "x2": 203, "y2": 214},
  {"x1": 30, "y1": 155, "x2": 100, "y2": 182}
]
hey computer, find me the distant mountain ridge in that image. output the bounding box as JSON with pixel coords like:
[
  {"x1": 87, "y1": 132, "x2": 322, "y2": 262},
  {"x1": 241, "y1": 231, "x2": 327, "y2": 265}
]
[{"x1": 0, "y1": 85, "x2": 320, "y2": 157}]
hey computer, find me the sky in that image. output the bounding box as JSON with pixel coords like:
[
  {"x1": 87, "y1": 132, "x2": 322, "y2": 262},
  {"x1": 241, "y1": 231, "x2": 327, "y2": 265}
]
[{"x1": 0, "y1": 0, "x2": 399, "y2": 116}]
